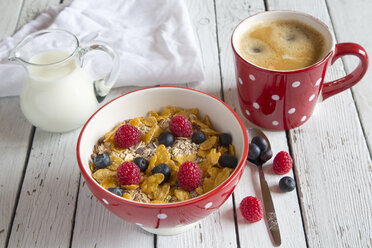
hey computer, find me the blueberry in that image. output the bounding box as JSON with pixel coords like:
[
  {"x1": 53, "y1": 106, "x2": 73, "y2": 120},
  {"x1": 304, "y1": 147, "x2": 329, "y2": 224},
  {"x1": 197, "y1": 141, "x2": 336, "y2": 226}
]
[
  {"x1": 93, "y1": 153, "x2": 110, "y2": 169},
  {"x1": 192, "y1": 131, "x2": 207, "y2": 144},
  {"x1": 260, "y1": 148, "x2": 273, "y2": 163},
  {"x1": 151, "y1": 163, "x2": 171, "y2": 183},
  {"x1": 218, "y1": 154, "x2": 238, "y2": 168},
  {"x1": 219, "y1": 133, "x2": 232, "y2": 147},
  {"x1": 279, "y1": 176, "x2": 296, "y2": 192},
  {"x1": 133, "y1": 157, "x2": 148, "y2": 172},
  {"x1": 158, "y1": 131, "x2": 175, "y2": 147},
  {"x1": 251, "y1": 136, "x2": 269, "y2": 152},
  {"x1": 107, "y1": 187, "x2": 124, "y2": 196},
  {"x1": 248, "y1": 143, "x2": 261, "y2": 162}
]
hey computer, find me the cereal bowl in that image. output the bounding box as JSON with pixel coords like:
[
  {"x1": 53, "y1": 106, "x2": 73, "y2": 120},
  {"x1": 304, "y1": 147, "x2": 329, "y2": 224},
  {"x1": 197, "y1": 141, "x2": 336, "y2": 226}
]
[{"x1": 76, "y1": 86, "x2": 249, "y2": 235}]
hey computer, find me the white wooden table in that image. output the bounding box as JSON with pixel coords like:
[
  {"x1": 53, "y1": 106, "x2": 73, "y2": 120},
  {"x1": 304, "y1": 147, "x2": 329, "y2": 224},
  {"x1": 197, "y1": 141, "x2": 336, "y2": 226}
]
[{"x1": 1, "y1": 0, "x2": 371, "y2": 247}]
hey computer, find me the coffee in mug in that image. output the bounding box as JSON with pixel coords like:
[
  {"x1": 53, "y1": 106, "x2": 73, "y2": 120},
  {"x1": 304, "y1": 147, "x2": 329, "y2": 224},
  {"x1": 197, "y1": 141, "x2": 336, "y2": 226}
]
[
  {"x1": 231, "y1": 10, "x2": 368, "y2": 130},
  {"x1": 236, "y1": 19, "x2": 327, "y2": 71}
]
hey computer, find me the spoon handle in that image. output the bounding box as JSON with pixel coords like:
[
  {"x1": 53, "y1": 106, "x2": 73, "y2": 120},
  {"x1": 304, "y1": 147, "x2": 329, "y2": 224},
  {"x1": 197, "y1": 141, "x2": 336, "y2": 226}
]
[{"x1": 258, "y1": 167, "x2": 281, "y2": 246}]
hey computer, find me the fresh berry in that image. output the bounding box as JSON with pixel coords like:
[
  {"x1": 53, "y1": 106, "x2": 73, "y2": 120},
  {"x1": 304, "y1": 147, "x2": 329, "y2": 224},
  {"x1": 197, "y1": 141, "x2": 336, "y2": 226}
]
[
  {"x1": 219, "y1": 133, "x2": 232, "y2": 147},
  {"x1": 191, "y1": 131, "x2": 206, "y2": 144},
  {"x1": 169, "y1": 115, "x2": 192, "y2": 137},
  {"x1": 251, "y1": 136, "x2": 269, "y2": 152},
  {"x1": 152, "y1": 163, "x2": 171, "y2": 183},
  {"x1": 260, "y1": 148, "x2": 273, "y2": 163},
  {"x1": 158, "y1": 131, "x2": 175, "y2": 147},
  {"x1": 240, "y1": 196, "x2": 263, "y2": 223},
  {"x1": 107, "y1": 187, "x2": 124, "y2": 196},
  {"x1": 116, "y1": 161, "x2": 141, "y2": 185},
  {"x1": 178, "y1": 161, "x2": 202, "y2": 191},
  {"x1": 93, "y1": 153, "x2": 110, "y2": 169},
  {"x1": 218, "y1": 154, "x2": 238, "y2": 168},
  {"x1": 273, "y1": 151, "x2": 293, "y2": 175},
  {"x1": 248, "y1": 143, "x2": 261, "y2": 162},
  {"x1": 133, "y1": 157, "x2": 148, "y2": 172},
  {"x1": 114, "y1": 124, "x2": 141, "y2": 148},
  {"x1": 279, "y1": 176, "x2": 296, "y2": 192}
]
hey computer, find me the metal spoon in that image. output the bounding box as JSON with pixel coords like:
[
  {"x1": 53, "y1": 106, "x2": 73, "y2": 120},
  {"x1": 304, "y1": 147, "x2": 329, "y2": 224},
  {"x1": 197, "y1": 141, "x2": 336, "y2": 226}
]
[{"x1": 247, "y1": 128, "x2": 281, "y2": 247}]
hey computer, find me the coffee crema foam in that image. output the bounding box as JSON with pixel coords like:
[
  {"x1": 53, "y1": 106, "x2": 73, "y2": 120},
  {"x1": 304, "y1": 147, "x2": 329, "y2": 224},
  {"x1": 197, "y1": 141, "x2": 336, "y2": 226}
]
[{"x1": 237, "y1": 19, "x2": 326, "y2": 71}]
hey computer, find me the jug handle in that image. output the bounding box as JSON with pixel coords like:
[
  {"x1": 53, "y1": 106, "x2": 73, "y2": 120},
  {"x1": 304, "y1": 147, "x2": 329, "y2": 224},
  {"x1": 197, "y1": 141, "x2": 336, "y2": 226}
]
[{"x1": 78, "y1": 41, "x2": 120, "y2": 103}]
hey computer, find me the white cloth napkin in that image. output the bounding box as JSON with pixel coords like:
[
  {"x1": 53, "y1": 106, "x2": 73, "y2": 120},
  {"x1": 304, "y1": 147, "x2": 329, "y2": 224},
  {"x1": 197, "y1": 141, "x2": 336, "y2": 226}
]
[{"x1": 0, "y1": 0, "x2": 204, "y2": 97}]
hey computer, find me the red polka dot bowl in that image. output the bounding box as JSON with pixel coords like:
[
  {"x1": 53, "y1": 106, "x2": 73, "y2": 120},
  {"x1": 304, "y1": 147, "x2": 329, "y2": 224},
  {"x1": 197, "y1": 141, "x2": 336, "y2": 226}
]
[{"x1": 76, "y1": 86, "x2": 249, "y2": 235}]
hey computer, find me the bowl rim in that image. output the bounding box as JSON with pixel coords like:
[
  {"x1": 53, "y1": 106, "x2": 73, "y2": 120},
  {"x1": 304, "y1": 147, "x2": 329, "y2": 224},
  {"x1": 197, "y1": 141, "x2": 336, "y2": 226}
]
[{"x1": 76, "y1": 86, "x2": 249, "y2": 209}]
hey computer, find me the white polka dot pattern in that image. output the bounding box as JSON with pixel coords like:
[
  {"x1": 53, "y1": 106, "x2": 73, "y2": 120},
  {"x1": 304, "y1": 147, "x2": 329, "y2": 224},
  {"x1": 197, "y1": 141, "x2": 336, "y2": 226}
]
[
  {"x1": 292, "y1": 81, "x2": 301, "y2": 88},
  {"x1": 157, "y1": 213, "x2": 168, "y2": 219},
  {"x1": 272, "y1": 121, "x2": 279, "y2": 126},
  {"x1": 102, "y1": 199, "x2": 109, "y2": 205},
  {"x1": 249, "y1": 74, "x2": 256, "y2": 81},
  {"x1": 238, "y1": 77, "x2": 243, "y2": 85},
  {"x1": 272, "y1": 95, "x2": 279, "y2": 101},
  {"x1": 245, "y1": 109, "x2": 250, "y2": 116},
  {"x1": 205, "y1": 202, "x2": 213, "y2": 209},
  {"x1": 315, "y1": 78, "x2": 322, "y2": 86},
  {"x1": 288, "y1": 108, "x2": 296, "y2": 114},
  {"x1": 309, "y1": 94, "x2": 315, "y2": 102},
  {"x1": 301, "y1": 116, "x2": 307, "y2": 122},
  {"x1": 253, "y1": 102, "x2": 260, "y2": 109}
]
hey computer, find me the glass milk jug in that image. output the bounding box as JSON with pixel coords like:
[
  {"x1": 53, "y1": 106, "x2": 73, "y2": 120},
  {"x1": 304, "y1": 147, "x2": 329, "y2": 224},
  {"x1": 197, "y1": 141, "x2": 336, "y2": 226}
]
[{"x1": 9, "y1": 29, "x2": 120, "y2": 132}]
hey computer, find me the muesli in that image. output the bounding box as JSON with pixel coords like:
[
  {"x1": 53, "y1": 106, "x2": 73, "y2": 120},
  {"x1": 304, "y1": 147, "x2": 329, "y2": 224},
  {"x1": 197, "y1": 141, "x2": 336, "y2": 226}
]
[{"x1": 90, "y1": 106, "x2": 238, "y2": 203}]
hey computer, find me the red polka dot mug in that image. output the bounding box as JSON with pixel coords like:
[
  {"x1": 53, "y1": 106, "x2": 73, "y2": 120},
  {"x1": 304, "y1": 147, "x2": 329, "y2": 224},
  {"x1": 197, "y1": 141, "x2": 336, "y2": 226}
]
[{"x1": 231, "y1": 10, "x2": 368, "y2": 130}]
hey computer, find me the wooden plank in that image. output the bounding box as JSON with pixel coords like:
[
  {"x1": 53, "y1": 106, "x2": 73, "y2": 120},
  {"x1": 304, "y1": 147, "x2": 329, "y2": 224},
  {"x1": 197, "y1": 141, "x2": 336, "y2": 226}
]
[
  {"x1": 266, "y1": 0, "x2": 372, "y2": 247},
  {"x1": 7, "y1": 129, "x2": 82, "y2": 247},
  {"x1": 158, "y1": 0, "x2": 238, "y2": 247},
  {"x1": 70, "y1": 87, "x2": 155, "y2": 248},
  {"x1": 215, "y1": 0, "x2": 307, "y2": 247},
  {"x1": 17, "y1": 0, "x2": 60, "y2": 28},
  {"x1": 0, "y1": 1, "x2": 32, "y2": 247},
  {"x1": 0, "y1": 98, "x2": 32, "y2": 248},
  {"x1": 4, "y1": 1, "x2": 78, "y2": 247},
  {"x1": 0, "y1": 0, "x2": 23, "y2": 39},
  {"x1": 326, "y1": 0, "x2": 372, "y2": 156}
]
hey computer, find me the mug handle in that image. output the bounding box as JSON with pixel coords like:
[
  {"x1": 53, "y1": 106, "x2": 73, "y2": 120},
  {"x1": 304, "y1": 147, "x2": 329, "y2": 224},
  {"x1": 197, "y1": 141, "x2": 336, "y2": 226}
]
[
  {"x1": 322, "y1": 43, "x2": 368, "y2": 101},
  {"x1": 78, "y1": 41, "x2": 120, "y2": 103}
]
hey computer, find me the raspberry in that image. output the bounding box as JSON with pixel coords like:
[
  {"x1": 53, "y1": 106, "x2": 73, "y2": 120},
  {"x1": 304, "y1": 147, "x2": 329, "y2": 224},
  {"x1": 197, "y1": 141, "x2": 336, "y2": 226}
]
[
  {"x1": 273, "y1": 151, "x2": 293, "y2": 175},
  {"x1": 240, "y1": 196, "x2": 263, "y2": 223},
  {"x1": 177, "y1": 161, "x2": 202, "y2": 191},
  {"x1": 116, "y1": 161, "x2": 141, "y2": 185},
  {"x1": 169, "y1": 115, "x2": 192, "y2": 138},
  {"x1": 114, "y1": 124, "x2": 141, "y2": 148}
]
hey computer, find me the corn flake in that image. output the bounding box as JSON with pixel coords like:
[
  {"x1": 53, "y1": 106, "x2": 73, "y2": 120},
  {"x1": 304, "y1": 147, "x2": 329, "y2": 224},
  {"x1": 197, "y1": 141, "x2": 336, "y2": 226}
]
[
  {"x1": 154, "y1": 183, "x2": 170, "y2": 201},
  {"x1": 92, "y1": 168, "x2": 116, "y2": 183},
  {"x1": 145, "y1": 154, "x2": 158, "y2": 175},
  {"x1": 123, "y1": 184, "x2": 139, "y2": 190},
  {"x1": 155, "y1": 145, "x2": 170, "y2": 164},
  {"x1": 204, "y1": 115, "x2": 212, "y2": 128},
  {"x1": 229, "y1": 144, "x2": 235, "y2": 156},
  {"x1": 213, "y1": 167, "x2": 234, "y2": 187},
  {"x1": 107, "y1": 154, "x2": 124, "y2": 171},
  {"x1": 142, "y1": 116, "x2": 157, "y2": 127},
  {"x1": 123, "y1": 193, "x2": 132, "y2": 200},
  {"x1": 174, "y1": 154, "x2": 197, "y2": 165},
  {"x1": 142, "y1": 124, "x2": 162, "y2": 144},
  {"x1": 200, "y1": 136, "x2": 217, "y2": 150},
  {"x1": 128, "y1": 117, "x2": 142, "y2": 127},
  {"x1": 141, "y1": 173, "x2": 164, "y2": 194},
  {"x1": 100, "y1": 175, "x2": 119, "y2": 189},
  {"x1": 174, "y1": 189, "x2": 191, "y2": 201}
]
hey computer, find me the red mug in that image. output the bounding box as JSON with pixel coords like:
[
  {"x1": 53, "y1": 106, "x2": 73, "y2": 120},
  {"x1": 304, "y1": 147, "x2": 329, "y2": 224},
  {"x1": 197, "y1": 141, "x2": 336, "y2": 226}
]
[{"x1": 231, "y1": 10, "x2": 368, "y2": 130}]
